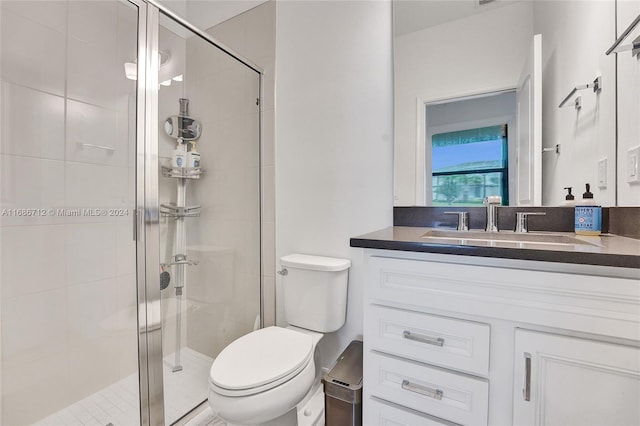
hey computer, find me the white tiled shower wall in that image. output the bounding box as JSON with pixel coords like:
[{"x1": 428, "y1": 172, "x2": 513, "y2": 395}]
[
  {"x1": 156, "y1": 0, "x2": 275, "y2": 362},
  {"x1": 199, "y1": 0, "x2": 276, "y2": 336},
  {"x1": 181, "y1": 41, "x2": 261, "y2": 358},
  {"x1": 1, "y1": 1, "x2": 139, "y2": 424}
]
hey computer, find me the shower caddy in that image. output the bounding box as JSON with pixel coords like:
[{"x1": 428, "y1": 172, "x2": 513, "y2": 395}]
[{"x1": 160, "y1": 98, "x2": 203, "y2": 372}]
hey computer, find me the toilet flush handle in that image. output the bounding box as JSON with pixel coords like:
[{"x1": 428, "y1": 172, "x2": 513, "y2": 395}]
[{"x1": 277, "y1": 268, "x2": 288, "y2": 276}]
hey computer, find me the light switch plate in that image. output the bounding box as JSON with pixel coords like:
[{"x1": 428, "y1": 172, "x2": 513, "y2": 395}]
[
  {"x1": 597, "y1": 158, "x2": 607, "y2": 188},
  {"x1": 628, "y1": 146, "x2": 640, "y2": 184}
]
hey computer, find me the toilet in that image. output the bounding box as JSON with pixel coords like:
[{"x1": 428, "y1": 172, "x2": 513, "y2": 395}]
[{"x1": 208, "y1": 254, "x2": 351, "y2": 426}]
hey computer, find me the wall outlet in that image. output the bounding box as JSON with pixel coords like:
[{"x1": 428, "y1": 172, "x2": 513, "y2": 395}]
[
  {"x1": 597, "y1": 158, "x2": 607, "y2": 188},
  {"x1": 628, "y1": 146, "x2": 640, "y2": 184}
]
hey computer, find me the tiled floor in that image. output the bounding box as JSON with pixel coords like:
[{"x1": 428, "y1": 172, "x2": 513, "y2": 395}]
[{"x1": 35, "y1": 348, "x2": 214, "y2": 426}]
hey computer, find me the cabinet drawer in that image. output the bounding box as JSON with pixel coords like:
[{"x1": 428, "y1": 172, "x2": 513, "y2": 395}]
[
  {"x1": 365, "y1": 397, "x2": 459, "y2": 425},
  {"x1": 367, "y1": 255, "x2": 640, "y2": 342},
  {"x1": 366, "y1": 304, "x2": 490, "y2": 376},
  {"x1": 365, "y1": 351, "x2": 489, "y2": 426}
]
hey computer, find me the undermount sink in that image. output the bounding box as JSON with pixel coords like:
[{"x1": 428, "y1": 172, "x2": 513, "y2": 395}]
[{"x1": 420, "y1": 230, "x2": 598, "y2": 247}]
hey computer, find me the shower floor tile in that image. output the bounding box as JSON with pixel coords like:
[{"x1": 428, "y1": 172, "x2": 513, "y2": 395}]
[
  {"x1": 184, "y1": 408, "x2": 226, "y2": 426},
  {"x1": 34, "y1": 348, "x2": 214, "y2": 426}
]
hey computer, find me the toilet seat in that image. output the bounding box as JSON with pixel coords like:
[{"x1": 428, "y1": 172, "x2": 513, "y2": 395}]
[{"x1": 209, "y1": 327, "x2": 313, "y2": 397}]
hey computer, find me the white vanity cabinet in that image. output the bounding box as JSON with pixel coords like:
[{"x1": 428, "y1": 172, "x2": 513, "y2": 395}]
[
  {"x1": 362, "y1": 251, "x2": 640, "y2": 426},
  {"x1": 512, "y1": 329, "x2": 640, "y2": 425}
]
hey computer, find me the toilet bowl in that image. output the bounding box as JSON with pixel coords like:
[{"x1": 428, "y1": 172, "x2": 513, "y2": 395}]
[
  {"x1": 208, "y1": 326, "x2": 322, "y2": 425},
  {"x1": 208, "y1": 254, "x2": 351, "y2": 426}
]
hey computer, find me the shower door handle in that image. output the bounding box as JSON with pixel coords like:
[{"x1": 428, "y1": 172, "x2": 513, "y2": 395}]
[{"x1": 133, "y1": 209, "x2": 144, "y2": 241}]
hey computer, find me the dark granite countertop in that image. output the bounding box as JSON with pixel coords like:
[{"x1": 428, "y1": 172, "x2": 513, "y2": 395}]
[{"x1": 351, "y1": 226, "x2": 640, "y2": 269}]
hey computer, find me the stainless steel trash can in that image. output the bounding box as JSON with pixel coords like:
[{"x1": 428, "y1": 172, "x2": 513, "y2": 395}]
[{"x1": 322, "y1": 340, "x2": 363, "y2": 426}]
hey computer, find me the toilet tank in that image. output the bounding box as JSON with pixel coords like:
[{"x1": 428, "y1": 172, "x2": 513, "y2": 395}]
[{"x1": 281, "y1": 254, "x2": 351, "y2": 333}]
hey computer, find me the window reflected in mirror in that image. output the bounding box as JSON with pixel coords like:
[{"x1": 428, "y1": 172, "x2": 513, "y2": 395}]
[{"x1": 431, "y1": 125, "x2": 508, "y2": 206}]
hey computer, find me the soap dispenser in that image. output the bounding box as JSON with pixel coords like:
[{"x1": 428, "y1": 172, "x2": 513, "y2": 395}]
[
  {"x1": 574, "y1": 183, "x2": 602, "y2": 235},
  {"x1": 563, "y1": 187, "x2": 575, "y2": 206},
  {"x1": 172, "y1": 137, "x2": 186, "y2": 168}
]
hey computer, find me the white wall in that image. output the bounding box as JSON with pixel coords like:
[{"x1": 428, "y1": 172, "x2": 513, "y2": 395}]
[
  {"x1": 617, "y1": 1, "x2": 640, "y2": 206},
  {"x1": 535, "y1": 1, "x2": 617, "y2": 206},
  {"x1": 394, "y1": 1, "x2": 534, "y2": 206},
  {"x1": 274, "y1": 0, "x2": 393, "y2": 368}
]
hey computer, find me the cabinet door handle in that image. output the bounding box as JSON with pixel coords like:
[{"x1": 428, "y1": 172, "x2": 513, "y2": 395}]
[
  {"x1": 523, "y1": 352, "x2": 532, "y2": 401},
  {"x1": 401, "y1": 379, "x2": 444, "y2": 400},
  {"x1": 402, "y1": 330, "x2": 445, "y2": 347}
]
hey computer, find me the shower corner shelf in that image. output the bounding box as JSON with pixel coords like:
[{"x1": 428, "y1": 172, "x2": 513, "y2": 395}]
[
  {"x1": 161, "y1": 254, "x2": 200, "y2": 267},
  {"x1": 160, "y1": 203, "x2": 201, "y2": 219},
  {"x1": 162, "y1": 165, "x2": 204, "y2": 179}
]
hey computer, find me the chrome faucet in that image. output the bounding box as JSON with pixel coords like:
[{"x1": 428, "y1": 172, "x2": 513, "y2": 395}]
[
  {"x1": 484, "y1": 195, "x2": 502, "y2": 232},
  {"x1": 515, "y1": 212, "x2": 546, "y2": 233},
  {"x1": 444, "y1": 211, "x2": 469, "y2": 231}
]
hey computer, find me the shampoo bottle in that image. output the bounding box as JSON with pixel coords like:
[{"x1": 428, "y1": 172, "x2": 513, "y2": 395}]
[
  {"x1": 574, "y1": 183, "x2": 601, "y2": 235},
  {"x1": 187, "y1": 141, "x2": 201, "y2": 168}
]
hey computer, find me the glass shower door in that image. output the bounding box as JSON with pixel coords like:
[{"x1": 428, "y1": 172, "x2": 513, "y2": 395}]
[
  {"x1": 155, "y1": 11, "x2": 262, "y2": 424},
  {"x1": 0, "y1": 0, "x2": 143, "y2": 424},
  {"x1": 1, "y1": 1, "x2": 262, "y2": 423}
]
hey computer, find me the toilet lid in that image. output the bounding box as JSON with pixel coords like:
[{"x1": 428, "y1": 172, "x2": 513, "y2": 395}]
[{"x1": 210, "y1": 327, "x2": 313, "y2": 392}]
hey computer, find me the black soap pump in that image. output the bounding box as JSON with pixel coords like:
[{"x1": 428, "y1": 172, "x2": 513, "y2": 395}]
[{"x1": 563, "y1": 187, "x2": 575, "y2": 206}]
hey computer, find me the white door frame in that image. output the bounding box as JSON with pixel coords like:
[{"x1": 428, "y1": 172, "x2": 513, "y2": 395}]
[{"x1": 414, "y1": 85, "x2": 517, "y2": 205}]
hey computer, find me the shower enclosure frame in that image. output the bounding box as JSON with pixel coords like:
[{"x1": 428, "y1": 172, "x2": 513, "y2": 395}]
[{"x1": 130, "y1": 1, "x2": 264, "y2": 424}]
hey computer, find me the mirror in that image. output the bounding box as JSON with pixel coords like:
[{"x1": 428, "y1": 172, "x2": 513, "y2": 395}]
[
  {"x1": 164, "y1": 98, "x2": 202, "y2": 140},
  {"x1": 164, "y1": 115, "x2": 202, "y2": 140},
  {"x1": 393, "y1": 0, "x2": 622, "y2": 207}
]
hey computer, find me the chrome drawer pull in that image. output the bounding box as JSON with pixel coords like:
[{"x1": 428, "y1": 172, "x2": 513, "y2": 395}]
[
  {"x1": 402, "y1": 330, "x2": 445, "y2": 347},
  {"x1": 401, "y1": 379, "x2": 444, "y2": 400}
]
